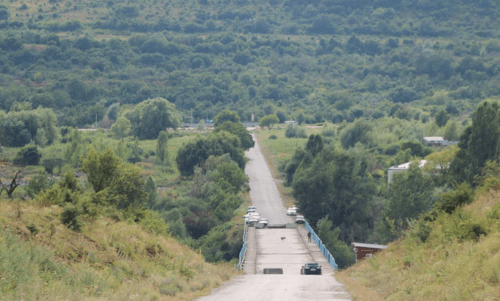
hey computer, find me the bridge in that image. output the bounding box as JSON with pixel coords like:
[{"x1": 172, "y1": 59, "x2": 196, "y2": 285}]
[{"x1": 196, "y1": 136, "x2": 351, "y2": 301}]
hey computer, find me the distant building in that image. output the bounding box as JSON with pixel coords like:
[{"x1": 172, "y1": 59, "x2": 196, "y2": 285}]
[
  {"x1": 284, "y1": 121, "x2": 296, "y2": 125},
  {"x1": 351, "y1": 242, "x2": 388, "y2": 262},
  {"x1": 387, "y1": 160, "x2": 427, "y2": 183},
  {"x1": 423, "y1": 137, "x2": 459, "y2": 147}
]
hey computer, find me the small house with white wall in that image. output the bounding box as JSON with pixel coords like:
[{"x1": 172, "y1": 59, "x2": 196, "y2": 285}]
[
  {"x1": 423, "y1": 137, "x2": 459, "y2": 147},
  {"x1": 387, "y1": 160, "x2": 427, "y2": 183}
]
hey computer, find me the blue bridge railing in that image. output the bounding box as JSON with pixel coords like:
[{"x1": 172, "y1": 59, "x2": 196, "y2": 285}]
[
  {"x1": 237, "y1": 223, "x2": 248, "y2": 269},
  {"x1": 305, "y1": 221, "x2": 338, "y2": 271}
]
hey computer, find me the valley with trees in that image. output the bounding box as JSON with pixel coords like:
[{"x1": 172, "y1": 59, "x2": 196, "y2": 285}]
[{"x1": 2, "y1": 0, "x2": 500, "y2": 299}]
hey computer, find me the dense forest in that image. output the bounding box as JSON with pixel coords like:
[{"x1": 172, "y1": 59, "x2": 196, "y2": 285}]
[{"x1": 1, "y1": 0, "x2": 500, "y2": 143}]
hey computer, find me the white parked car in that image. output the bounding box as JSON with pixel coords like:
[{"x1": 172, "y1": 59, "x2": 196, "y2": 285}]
[
  {"x1": 295, "y1": 215, "x2": 305, "y2": 224},
  {"x1": 244, "y1": 212, "x2": 260, "y2": 222},
  {"x1": 243, "y1": 212, "x2": 260, "y2": 218},
  {"x1": 246, "y1": 216, "x2": 259, "y2": 225},
  {"x1": 258, "y1": 218, "x2": 269, "y2": 226},
  {"x1": 287, "y1": 208, "x2": 297, "y2": 216}
]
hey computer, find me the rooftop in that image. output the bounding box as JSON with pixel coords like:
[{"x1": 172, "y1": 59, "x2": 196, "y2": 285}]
[
  {"x1": 424, "y1": 137, "x2": 444, "y2": 141},
  {"x1": 389, "y1": 160, "x2": 427, "y2": 170},
  {"x1": 351, "y1": 242, "x2": 388, "y2": 250}
]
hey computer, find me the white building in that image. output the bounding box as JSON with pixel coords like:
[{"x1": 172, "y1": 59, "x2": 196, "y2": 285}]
[
  {"x1": 423, "y1": 137, "x2": 459, "y2": 147},
  {"x1": 387, "y1": 160, "x2": 427, "y2": 183}
]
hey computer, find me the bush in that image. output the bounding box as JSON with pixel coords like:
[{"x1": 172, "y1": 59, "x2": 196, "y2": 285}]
[
  {"x1": 13, "y1": 145, "x2": 42, "y2": 165},
  {"x1": 269, "y1": 134, "x2": 277, "y2": 140},
  {"x1": 285, "y1": 124, "x2": 307, "y2": 138},
  {"x1": 26, "y1": 172, "x2": 55, "y2": 198},
  {"x1": 61, "y1": 204, "x2": 82, "y2": 232}
]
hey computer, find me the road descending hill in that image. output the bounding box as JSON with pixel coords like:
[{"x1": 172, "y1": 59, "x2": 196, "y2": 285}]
[{"x1": 196, "y1": 135, "x2": 351, "y2": 301}]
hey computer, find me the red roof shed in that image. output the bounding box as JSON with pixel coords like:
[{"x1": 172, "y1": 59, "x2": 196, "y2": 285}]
[{"x1": 351, "y1": 242, "x2": 388, "y2": 262}]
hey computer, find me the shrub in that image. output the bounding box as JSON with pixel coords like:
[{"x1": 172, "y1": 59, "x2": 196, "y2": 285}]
[
  {"x1": 285, "y1": 124, "x2": 307, "y2": 138},
  {"x1": 61, "y1": 204, "x2": 82, "y2": 232},
  {"x1": 13, "y1": 145, "x2": 42, "y2": 165},
  {"x1": 27, "y1": 223, "x2": 39, "y2": 236},
  {"x1": 26, "y1": 172, "x2": 55, "y2": 198},
  {"x1": 269, "y1": 134, "x2": 277, "y2": 140}
]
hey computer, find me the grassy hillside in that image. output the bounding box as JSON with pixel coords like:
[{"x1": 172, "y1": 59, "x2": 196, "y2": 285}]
[
  {"x1": 338, "y1": 188, "x2": 500, "y2": 300},
  {"x1": 0, "y1": 127, "x2": 251, "y2": 300},
  {"x1": 254, "y1": 125, "x2": 500, "y2": 300},
  {"x1": 0, "y1": 197, "x2": 240, "y2": 301}
]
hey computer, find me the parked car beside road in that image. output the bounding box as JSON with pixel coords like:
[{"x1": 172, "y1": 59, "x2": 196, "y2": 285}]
[
  {"x1": 258, "y1": 218, "x2": 269, "y2": 226},
  {"x1": 295, "y1": 215, "x2": 305, "y2": 224}
]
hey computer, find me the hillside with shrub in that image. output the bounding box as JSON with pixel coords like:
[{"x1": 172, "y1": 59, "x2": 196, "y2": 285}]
[
  {"x1": 337, "y1": 184, "x2": 500, "y2": 300},
  {"x1": 0, "y1": 197, "x2": 239, "y2": 300},
  {"x1": 253, "y1": 95, "x2": 500, "y2": 299},
  {"x1": 0, "y1": 106, "x2": 256, "y2": 299}
]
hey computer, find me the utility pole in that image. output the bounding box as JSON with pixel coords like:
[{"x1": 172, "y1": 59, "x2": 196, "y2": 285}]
[{"x1": 191, "y1": 109, "x2": 193, "y2": 124}]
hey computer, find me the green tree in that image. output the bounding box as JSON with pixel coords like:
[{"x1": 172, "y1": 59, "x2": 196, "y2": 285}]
[
  {"x1": 305, "y1": 134, "x2": 323, "y2": 157},
  {"x1": 424, "y1": 145, "x2": 458, "y2": 183},
  {"x1": 214, "y1": 121, "x2": 254, "y2": 150},
  {"x1": 197, "y1": 120, "x2": 205, "y2": 131},
  {"x1": 208, "y1": 160, "x2": 249, "y2": 194},
  {"x1": 443, "y1": 120, "x2": 460, "y2": 141},
  {"x1": 107, "y1": 102, "x2": 120, "y2": 121},
  {"x1": 35, "y1": 128, "x2": 48, "y2": 147},
  {"x1": 293, "y1": 147, "x2": 376, "y2": 243},
  {"x1": 434, "y1": 109, "x2": 450, "y2": 127},
  {"x1": 81, "y1": 147, "x2": 121, "y2": 193},
  {"x1": 450, "y1": 102, "x2": 500, "y2": 185},
  {"x1": 282, "y1": 148, "x2": 307, "y2": 186},
  {"x1": 339, "y1": 119, "x2": 373, "y2": 149},
  {"x1": 316, "y1": 217, "x2": 355, "y2": 269},
  {"x1": 156, "y1": 130, "x2": 169, "y2": 164},
  {"x1": 467, "y1": 101, "x2": 500, "y2": 181},
  {"x1": 124, "y1": 97, "x2": 182, "y2": 140},
  {"x1": 380, "y1": 162, "x2": 436, "y2": 242},
  {"x1": 13, "y1": 146, "x2": 42, "y2": 166},
  {"x1": 213, "y1": 109, "x2": 240, "y2": 127},
  {"x1": 144, "y1": 175, "x2": 159, "y2": 209},
  {"x1": 26, "y1": 172, "x2": 55, "y2": 198},
  {"x1": 176, "y1": 131, "x2": 246, "y2": 176},
  {"x1": 110, "y1": 117, "x2": 131, "y2": 141},
  {"x1": 259, "y1": 114, "x2": 279, "y2": 130}
]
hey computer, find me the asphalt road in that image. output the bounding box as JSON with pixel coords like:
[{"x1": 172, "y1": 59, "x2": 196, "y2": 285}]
[
  {"x1": 244, "y1": 134, "x2": 292, "y2": 225},
  {"x1": 196, "y1": 135, "x2": 351, "y2": 301}
]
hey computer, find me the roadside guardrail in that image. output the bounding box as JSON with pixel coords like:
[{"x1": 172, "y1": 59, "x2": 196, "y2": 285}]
[
  {"x1": 237, "y1": 223, "x2": 248, "y2": 270},
  {"x1": 305, "y1": 221, "x2": 339, "y2": 271}
]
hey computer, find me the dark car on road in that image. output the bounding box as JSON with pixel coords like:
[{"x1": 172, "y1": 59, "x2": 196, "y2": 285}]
[{"x1": 301, "y1": 262, "x2": 322, "y2": 275}]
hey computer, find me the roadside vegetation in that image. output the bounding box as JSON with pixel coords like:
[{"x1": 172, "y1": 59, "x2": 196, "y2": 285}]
[
  {"x1": 256, "y1": 100, "x2": 500, "y2": 299},
  {"x1": 338, "y1": 188, "x2": 500, "y2": 301},
  {"x1": 0, "y1": 108, "x2": 254, "y2": 300},
  {"x1": 0, "y1": 198, "x2": 239, "y2": 301}
]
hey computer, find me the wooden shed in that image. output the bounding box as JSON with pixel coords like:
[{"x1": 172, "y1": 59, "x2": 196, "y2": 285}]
[{"x1": 351, "y1": 242, "x2": 388, "y2": 262}]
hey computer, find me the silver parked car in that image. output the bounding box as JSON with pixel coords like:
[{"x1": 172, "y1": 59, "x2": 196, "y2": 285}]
[{"x1": 295, "y1": 215, "x2": 305, "y2": 224}]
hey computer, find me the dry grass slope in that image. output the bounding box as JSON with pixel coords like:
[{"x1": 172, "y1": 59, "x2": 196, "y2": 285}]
[
  {"x1": 338, "y1": 190, "x2": 500, "y2": 301},
  {"x1": 0, "y1": 198, "x2": 241, "y2": 301}
]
